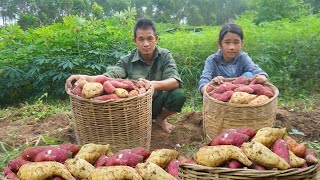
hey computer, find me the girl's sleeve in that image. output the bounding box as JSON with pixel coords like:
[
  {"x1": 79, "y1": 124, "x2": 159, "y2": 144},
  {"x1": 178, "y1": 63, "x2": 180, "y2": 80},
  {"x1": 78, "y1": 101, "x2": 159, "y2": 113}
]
[
  {"x1": 198, "y1": 56, "x2": 215, "y2": 95},
  {"x1": 243, "y1": 55, "x2": 269, "y2": 78}
]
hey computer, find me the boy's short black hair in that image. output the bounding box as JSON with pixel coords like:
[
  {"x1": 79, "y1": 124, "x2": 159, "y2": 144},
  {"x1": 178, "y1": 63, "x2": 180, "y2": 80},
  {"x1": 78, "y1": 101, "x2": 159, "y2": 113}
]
[
  {"x1": 134, "y1": 18, "x2": 156, "y2": 38},
  {"x1": 219, "y1": 23, "x2": 244, "y2": 43}
]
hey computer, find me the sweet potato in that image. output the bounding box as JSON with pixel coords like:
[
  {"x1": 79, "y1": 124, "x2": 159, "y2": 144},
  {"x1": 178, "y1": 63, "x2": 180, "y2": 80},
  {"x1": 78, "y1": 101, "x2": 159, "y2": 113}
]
[
  {"x1": 136, "y1": 162, "x2": 176, "y2": 180},
  {"x1": 234, "y1": 85, "x2": 254, "y2": 94},
  {"x1": 231, "y1": 76, "x2": 249, "y2": 85},
  {"x1": 229, "y1": 92, "x2": 257, "y2": 104},
  {"x1": 138, "y1": 87, "x2": 147, "y2": 94},
  {"x1": 213, "y1": 82, "x2": 237, "y2": 93},
  {"x1": 249, "y1": 161, "x2": 266, "y2": 170},
  {"x1": 4, "y1": 166, "x2": 19, "y2": 180},
  {"x1": 17, "y1": 161, "x2": 75, "y2": 180},
  {"x1": 206, "y1": 84, "x2": 215, "y2": 93},
  {"x1": 104, "y1": 149, "x2": 143, "y2": 167},
  {"x1": 136, "y1": 80, "x2": 151, "y2": 90},
  {"x1": 283, "y1": 136, "x2": 307, "y2": 158},
  {"x1": 94, "y1": 94, "x2": 119, "y2": 101},
  {"x1": 252, "y1": 127, "x2": 286, "y2": 148},
  {"x1": 34, "y1": 147, "x2": 72, "y2": 163},
  {"x1": 114, "y1": 88, "x2": 129, "y2": 98},
  {"x1": 109, "y1": 80, "x2": 130, "y2": 89},
  {"x1": 209, "y1": 91, "x2": 221, "y2": 99},
  {"x1": 74, "y1": 79, "x2": 88, "y2": 88},
  {"x1": 75, "y1": 143, "x2": 109, "y2": 164},
  {"x1": 102, "y1": 81, "x2": 115, "y2": 94},
  {"x1": 146, "y1": 149, "x2": 179, "y2": 169},
  {"x1": 88, "y1": 166, "x2": 142, "y2": 180},
  {"x1": 208, "y1": 130, "x2": 249, "y2": 147},
  {"x1": 236, "y1": 127, "x2": 257, "y2": 139},
  {"x1": 249, "y1": 84, "x2": 274, "y2": 97},
  {"x1": 242, "y1": 141, "x2": 290, "y2": 170},
  {"x1": 58, "y1": 143, "x2": 80, "y2": 157},
  {"x1": 225, "y1": 160, "x2": 244, "y2": 169},
  {"x1": 218, "y1": 90, "x2": 234, "y2": 102},
  {"x1": 194, "y1": 145, "x2": 252, "y2": 167},
  {"x1": 131, "y1": 147, "x2": 151, "y2": 160},
  {"x1": 165, "y1": 159, "x2": 180, "y2": 178},
  {"x1": 82, "y1": 82, "x2": 104, "y2": 99},
  {"x1": 248, "y1": 95, "x2": 269, "y2": 105},
  {"x1": 94, "y1": 75, "x2": 109, "y2": 84},
  {"x1": 121, "y1": 80, "x2": 135, "y2": 90},
  {"x1": 8, "y1": 156, "x2": 30, "y2": 173},
  {"x1": 71, "y1": 86, "x2": 82, "y2": 96},
  {"x1": 305, "y1": 149, "x2": 319, "y2": 164},
  {"x1": 94, "y1": 155, "x2": 109, "y2": 167},
  {"x1": 21, "y1": 146, "x2": 51, "y2": 161},
  {"x1": 289, "y1": 150, "x2": 306, "y2": 168},
  {"x1": 271, "y1": 139, "x2": 290, "y2": 164},
  {"x1": 65, "y1": 158, "x2": 95, "y2": 179},
  {"x1": 128, "y1": 89, "x2": 139, "y2": 97}
]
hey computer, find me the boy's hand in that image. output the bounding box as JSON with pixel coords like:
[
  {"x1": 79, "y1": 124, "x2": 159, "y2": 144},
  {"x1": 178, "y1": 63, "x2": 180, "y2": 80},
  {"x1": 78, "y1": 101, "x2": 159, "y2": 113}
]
[
  {"x1": 212, "y1": 76, "x2": 224, "y2": 84},
  {"x1": 254, "y1": 74, "x2": 268, "y2": 84}
]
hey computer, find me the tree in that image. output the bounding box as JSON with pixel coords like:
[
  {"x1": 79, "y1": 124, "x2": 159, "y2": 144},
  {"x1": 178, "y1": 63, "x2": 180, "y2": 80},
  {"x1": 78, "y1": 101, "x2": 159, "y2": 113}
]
[{"x1": 92, "y1": 2, "x2": 104, "y2": 19}]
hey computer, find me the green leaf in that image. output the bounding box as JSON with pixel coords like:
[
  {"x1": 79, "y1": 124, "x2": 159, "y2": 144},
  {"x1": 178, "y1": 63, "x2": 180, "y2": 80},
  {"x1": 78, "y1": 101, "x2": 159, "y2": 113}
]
[{"x1": 288, "y1": 129, "x2": 306, "y2": 136}]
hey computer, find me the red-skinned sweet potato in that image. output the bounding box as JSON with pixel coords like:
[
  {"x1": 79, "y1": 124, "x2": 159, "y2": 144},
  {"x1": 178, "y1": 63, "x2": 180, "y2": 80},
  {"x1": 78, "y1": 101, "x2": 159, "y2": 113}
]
[
  {"x1": 104, "y1": 149, "x2": 143, "y2": 167},
  {"x1": 208, "y1": 130, "x2": 249, "y2": 147},
  {"x1": 232, "y1": 76, "x2": 250, "y2": 85},
  {"x1": 305, "y1": 149, "x2": 319, "y2": 164},
  {"x1": 58, "y1": 143, "x2": 80, "y2": 157},
  {"x1": 103, "y1": 81, "x2": 115, "y2": 94},
  {"x1": 138, "y1": 87, "x2": 146, "y2": 94},
  {"x1": 234, "y1": 85, "x2": 254, "y2": 94},
  {"x1": 208, "y1": 91, "x2": 221, "y2": 99},
  {"x1": 21, "y1": 146, "x2": 51, "y2": 161},
  {"x1": 121, "y1": 80, "x2": 135, "y2": 90},
  {"x1": 225, "y1": 160, "x2": 244, "y2": 169},
  {"x1": 94, "y1": 155, "x2": 109, "y2": 167},
  {"x1": 249, "y1": 161, "x2": 266, "y2": 170},
  {"x1": 109, "y1": 80, "x2": 130, "y2": 89},
  {"x1": 4, "y1": 166, "x2": 19, "y2": 180},
  {"x1": 218, "y1": 90, "x2": 234, "y2": 102},
  {"x1": 271, "y1": 139, "x2": 290, "y2": 164},
  {"x1": 71, "y1": 86, "x2": 82, "y2": 96},
  {"x1": 8, "y1": 156, "x2": 30, "y2": 173},
  {"x1": 34, "y1": 147, "x2": 72, "y2": 163},
  {"x1": 283, "y1": 136, "x2": 307, "y2": 158},
  {"x1": 131, "y1": 147, "x2": 151, "y2": 160},
  {"x1": 94, "y1": 75, "x2": 109, "y2": 84},
  {"x1": 213, "y1": 82, "x2": 237, "y2": 94},
  {"x1": 249, "y1": 84, "x2": 274, "y2": 97},
  {"x1": 128, "y1": 89, "x2": 139, "y2": 97},
  {"x1": 206, "y1": 84, "x2": 215, "y2": 93},
  {"x1": 165, "y1": 159, "x2": 180, "y2": 178},
  {"x1": 236, "y1": 127, "x2": 257, "y2": 139}
]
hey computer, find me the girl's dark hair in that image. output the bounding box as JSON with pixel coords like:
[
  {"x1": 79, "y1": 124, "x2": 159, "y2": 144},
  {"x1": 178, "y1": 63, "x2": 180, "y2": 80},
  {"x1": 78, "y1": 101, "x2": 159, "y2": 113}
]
[
  {"x1": 219, "y1": 23, "x2": 243, "y2": 43},
  {"x1": 134, "y1": 18, "x2": 156, "y2": 38}
]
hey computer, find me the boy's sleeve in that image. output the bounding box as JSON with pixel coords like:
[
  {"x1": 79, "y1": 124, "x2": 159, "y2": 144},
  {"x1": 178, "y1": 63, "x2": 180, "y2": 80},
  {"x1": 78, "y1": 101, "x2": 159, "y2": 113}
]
[{"x1": 198, "y1": 57, "x2": 215, "y2": 94}]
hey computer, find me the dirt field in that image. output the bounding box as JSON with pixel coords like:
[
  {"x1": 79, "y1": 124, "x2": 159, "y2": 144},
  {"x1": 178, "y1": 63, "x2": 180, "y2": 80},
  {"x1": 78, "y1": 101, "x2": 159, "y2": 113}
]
[{"x1": 1, "y1": 103, "x2": 319, "y2": 177}]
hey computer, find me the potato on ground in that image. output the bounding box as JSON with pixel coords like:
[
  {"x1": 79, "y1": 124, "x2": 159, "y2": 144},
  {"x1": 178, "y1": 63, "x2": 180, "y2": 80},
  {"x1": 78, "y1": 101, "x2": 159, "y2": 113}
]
[
  {"x1": 194, "y1": 145, "x2": 252, "y2": 167},
  {"x1": 87, "y1": 166, "x2": 142, "y2": 180},
  {"x1": 75, "y1": 143, "x2": 109, "y2": 164},
  {"x1": 145, "y1": 149, "x2": 179, "y2": 168},
  {"x1": 136, "y1": 162, "x2": 176, "y2": 180},
  {"x1": 17, "y1": 161, "x2": 75, "y2": 180},
  {"x1": 242, "y1": 141, "x2": 290, "y2": 170},
  {"x1": 64, "y1": 158, "x2": 95, "y2": 179},
  {"x1": 289, "y1": 150, "x2": 306, "y2": 168},
  {"x1": 251, "y1": 127, "x2": 286, "y2": 148}
]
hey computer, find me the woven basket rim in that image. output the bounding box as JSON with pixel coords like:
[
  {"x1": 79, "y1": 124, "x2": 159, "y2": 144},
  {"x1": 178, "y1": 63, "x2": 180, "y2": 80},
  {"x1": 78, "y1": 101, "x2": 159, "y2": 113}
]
[
  {"x1": 179, "y1": 162, "x2": 320, "y2": 177},
  {"x1": 66, "y1": 83, "x2": 154, "y2": 104},
  {"x1": 203, "y1": 78, "x2": 279, "y2": 107}
]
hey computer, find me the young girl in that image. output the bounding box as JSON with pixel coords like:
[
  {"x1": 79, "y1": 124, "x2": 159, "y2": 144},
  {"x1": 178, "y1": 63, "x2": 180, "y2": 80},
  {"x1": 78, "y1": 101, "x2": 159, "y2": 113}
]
[{"x1": 198, "y1": 23, "x2": 268, "y2": 95}]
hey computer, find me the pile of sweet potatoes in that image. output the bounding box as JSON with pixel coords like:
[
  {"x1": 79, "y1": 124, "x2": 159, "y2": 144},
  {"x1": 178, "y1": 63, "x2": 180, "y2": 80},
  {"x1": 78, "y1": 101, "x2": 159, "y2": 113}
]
[
  {"x1": 3, "y1": 143, "x2": 195, "y2": 180},
  {"x1": 70, "y1": 75, "x2": 151, "y2": 101},
  {"x1": 206, "y1": 76, "x2": 275, "y2": 105},
  {"x1": 194, "y1": 126, "x2": 319, "y2": 171}
]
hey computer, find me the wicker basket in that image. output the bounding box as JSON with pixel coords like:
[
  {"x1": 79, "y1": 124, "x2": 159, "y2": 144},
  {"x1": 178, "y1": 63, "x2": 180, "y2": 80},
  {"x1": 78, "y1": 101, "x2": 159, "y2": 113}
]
[
  {"x1": 203, "y1": 79, "x2": 279, "y2": 141},
  {"x1": 179, "y1": 163, "x2": 320, "y2": 180},
  {"x1": 66, "y1": 86, "x2": 153, "y2": 151}
]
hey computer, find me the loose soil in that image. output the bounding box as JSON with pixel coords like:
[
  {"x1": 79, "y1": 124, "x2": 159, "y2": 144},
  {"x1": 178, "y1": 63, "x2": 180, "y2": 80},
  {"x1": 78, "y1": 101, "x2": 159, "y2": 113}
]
[{"x1": 1, "y1": 103, "x2": 319, "y2": 177}]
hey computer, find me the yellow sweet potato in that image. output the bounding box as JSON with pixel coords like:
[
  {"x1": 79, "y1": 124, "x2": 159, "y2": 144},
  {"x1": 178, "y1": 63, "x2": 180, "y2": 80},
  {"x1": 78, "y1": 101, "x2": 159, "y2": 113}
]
[
  {"x1": 229, "y1": 92, "x2": 257, "y2": 104},
  {"x1": 136, "y1": 162, "x2": 176, "y2": 180},
  {"x1": 17, "y1": 161, "x2": 75, "y2": 180},
  {"x1": 248, "y1": 95, "x2": 269, "y2": 105},
  {"x1": 289, "y1": 150, "x2": 306, "y2": 168},
  {"x1": 64, "y1": 158, "x2": 95, "y2": 179},
  {"x1": 114, "y1": 88, "x2": 129, "y2": 98},
  {"x1": 82, "y1": 82, "x2": 104, "y2": 99},
  {"x1": 145, "y1": 149, "x2": 179, "y2": 168},
  {"x1": 87, "y1": 166, "x2": 142, "y2": 180},
  {"x1": 242, "y1": 141, "x2": 290, "y2": 170},
  {"x1": 75, "y1": 143, "x2": 109, "y2": 164},
  {"x1": 194, "y1": 145, "x2": 252, "y2": 167},
  {"x1": 251, "y1": 127, "x2": 286, "y2": 148}
]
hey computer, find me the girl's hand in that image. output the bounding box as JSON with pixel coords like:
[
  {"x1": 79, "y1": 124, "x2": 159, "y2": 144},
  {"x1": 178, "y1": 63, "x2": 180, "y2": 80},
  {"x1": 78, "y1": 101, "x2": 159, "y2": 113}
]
[
  {"x1": 254, "y1": 74, "x2": 268, "y2": 84},
  {"x1": 212, "y1": 76, "x2": 224, "y2": 84}
]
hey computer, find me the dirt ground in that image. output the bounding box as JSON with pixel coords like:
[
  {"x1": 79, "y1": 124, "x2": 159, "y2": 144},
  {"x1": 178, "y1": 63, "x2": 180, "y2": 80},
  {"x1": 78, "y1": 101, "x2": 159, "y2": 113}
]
[{"x1": 1, "y1": 103, "x2": 319, "y2": 177}]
